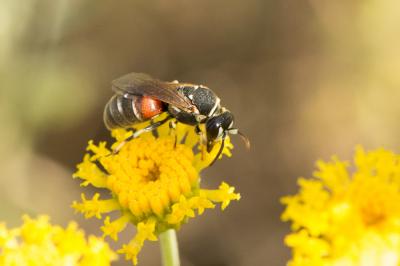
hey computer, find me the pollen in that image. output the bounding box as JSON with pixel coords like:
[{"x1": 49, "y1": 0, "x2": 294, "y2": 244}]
[
  {"x1": 101, "y1": 136, "x2": 199, "y2": 218},
  {"x1": 72, "y1": 115, "x2": 239, "y2": 265}
]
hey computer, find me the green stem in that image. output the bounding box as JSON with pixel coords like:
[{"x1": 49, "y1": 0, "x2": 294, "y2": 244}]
[{"x1": 160, "y1": 229, "x2": 180, "y2": 266}]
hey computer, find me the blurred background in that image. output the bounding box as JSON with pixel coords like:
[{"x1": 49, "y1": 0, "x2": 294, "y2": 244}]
[{"x1": 1, "y1": 0, "x2": 400, "y2": 265}]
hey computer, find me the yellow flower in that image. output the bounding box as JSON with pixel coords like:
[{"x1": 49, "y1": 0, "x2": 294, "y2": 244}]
[
  {"x1": 281, "y1": 146, "x2": 400, "y2": 266},
  {"x1": 72, "y1": 115, "x2": 240, "y2": 265},
  {"x1": 0, "y1": 215, "x2": 117, "y2": 266}
]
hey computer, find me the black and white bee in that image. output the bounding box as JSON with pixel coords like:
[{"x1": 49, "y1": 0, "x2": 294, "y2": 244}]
[{"x1": 104, "y1": 72, "x2": 249, "y2": 165}]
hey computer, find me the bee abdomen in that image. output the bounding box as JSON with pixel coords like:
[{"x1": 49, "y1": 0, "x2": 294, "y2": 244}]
[{"x1": 103, "y1": 95, "x2": 143, "y2": 129}]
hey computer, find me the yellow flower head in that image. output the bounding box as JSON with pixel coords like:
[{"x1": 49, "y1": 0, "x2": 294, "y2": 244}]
[
  {"x1": 281, "y1": 146, "x2": 400, "y2": 266},
  {"x1": 72, "y1": 115, "x2": 240, "y2": 265},
  {"x1": 0, "y1": 215, "x2": 117, "y2": 266}
]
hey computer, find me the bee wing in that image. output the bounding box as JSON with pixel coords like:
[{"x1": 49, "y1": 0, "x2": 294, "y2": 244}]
[{"x1": 111, "y1": 73, "x2": 195, "y2": 112}]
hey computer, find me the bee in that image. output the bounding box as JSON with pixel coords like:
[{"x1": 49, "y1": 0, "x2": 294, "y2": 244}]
[{"x1": 104, "y1": 72, "x2": 249, "y2": 165}]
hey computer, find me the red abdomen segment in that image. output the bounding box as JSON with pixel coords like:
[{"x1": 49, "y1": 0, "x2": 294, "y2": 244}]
[
  {"x1": 104, "y1": 95, "x2": 166, "y2": 130},
  {"x1": 140, "y1": 96, "x2": 165, "y2": 119}
]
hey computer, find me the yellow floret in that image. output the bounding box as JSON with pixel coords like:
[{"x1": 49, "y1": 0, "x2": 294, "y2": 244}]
[
  {"x1": 0, "y1": 215, "x2": 117, "y2": 266},
  {"x1": 72, "y1": 116, "x2": 240, "y2": 265},
  {"x1": 282, "y1": 146, "x2": 400, "y2": 265}
]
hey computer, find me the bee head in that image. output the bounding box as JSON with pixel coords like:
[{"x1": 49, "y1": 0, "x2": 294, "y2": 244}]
[{"x1": 205, "y1": 111, "x2": 234, "y2": 152}]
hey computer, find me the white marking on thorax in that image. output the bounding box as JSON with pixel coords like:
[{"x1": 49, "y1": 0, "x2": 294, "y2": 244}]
[{"x1": 208, "y1": 97, "x2": 220, "y2": 116}]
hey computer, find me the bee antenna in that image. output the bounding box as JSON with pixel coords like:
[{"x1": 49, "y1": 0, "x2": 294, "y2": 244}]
[
  {"x1": 238, "y1": 130, "x2": 250, "y2": 149},
  {"x1": 228, "y1": 129, "x2": 250, "y2": 149},
  {"x1": 209, "y1": 133, "x2": 226, "y2": 167}
]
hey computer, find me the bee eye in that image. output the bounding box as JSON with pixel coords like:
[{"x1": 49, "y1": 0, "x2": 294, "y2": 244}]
[
  {"x1": 206, "y1": 118, "x2": 222, "y2": 141},
  {"x1": 206, "y1": 112, "x2": 234, "y2": 142}
]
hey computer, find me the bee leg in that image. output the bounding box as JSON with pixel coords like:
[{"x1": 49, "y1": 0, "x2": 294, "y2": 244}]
[
  {"x1": 149, "y1": 120, "x2": 158, "y2": 138},
  {"x1": 112, "y1": 116, "x2": 171, "y2": 154},
  {"x1": 112, "y1": 128, "x2": 136, "y2": 153},
  {"x1": 195, "y1": 125, "x2": 207, "y2": 160},
  {"x1": 169, "y1": 120, "x2": 178, "y2": 148},
  {"x1": 195, "y1": 125, "x2": 201, "y2": 135},
  {"x1": 132, "y1": 116, "x2": 171, "y2": 139}
]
